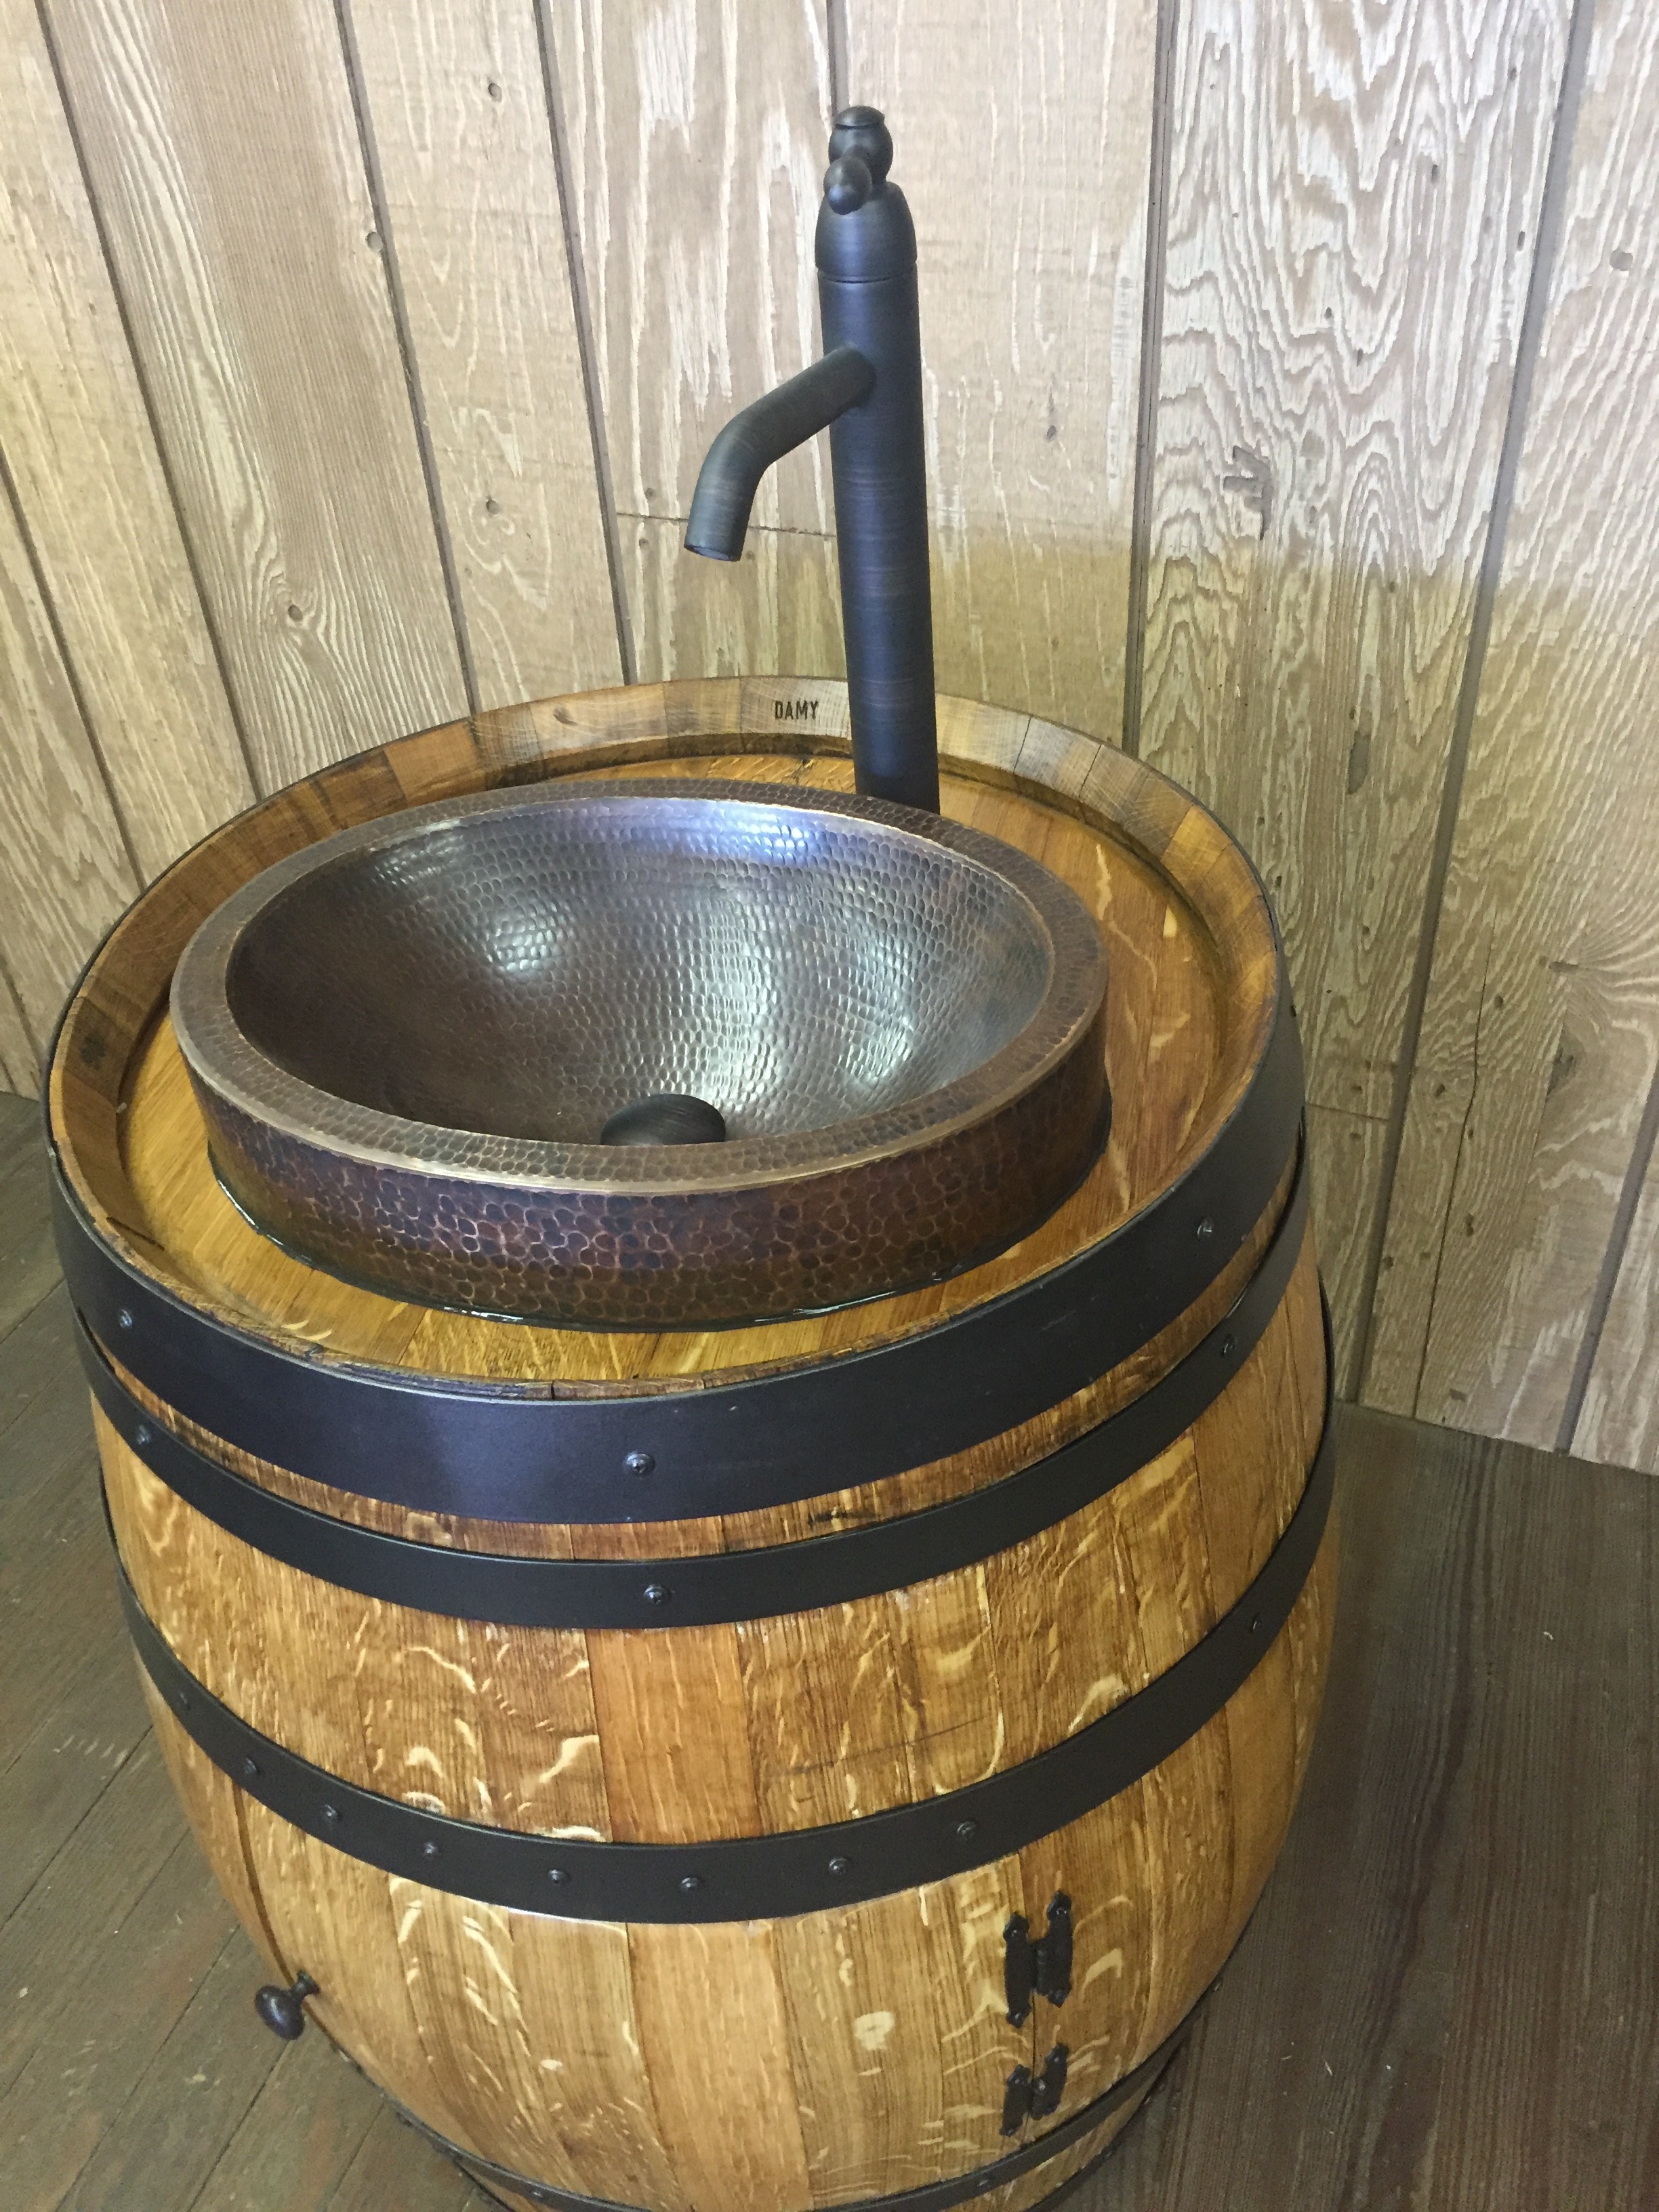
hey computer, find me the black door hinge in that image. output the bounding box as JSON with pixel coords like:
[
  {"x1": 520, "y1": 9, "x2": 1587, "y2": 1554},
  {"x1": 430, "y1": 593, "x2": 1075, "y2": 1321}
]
[
  {"x1": 1000, "y1": 2043, "x2": 1069, "y2": 2135},
  {"x1": 1002, "y1": 1892, "x2": 1073, "y2": 2026}
]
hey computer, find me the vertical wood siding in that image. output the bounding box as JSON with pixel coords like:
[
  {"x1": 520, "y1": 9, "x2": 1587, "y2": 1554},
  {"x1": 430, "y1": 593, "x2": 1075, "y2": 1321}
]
[
  {"x1": 847, "y1": 0, "x2": 1160, "y2": 739},
  {"x1": 1369, "y1": 0, "x2": 1659, "y2": 1456},
  {"x1": 45, "y1": 0, "x2": 470, "y2": 788},
  {"x1": 0, "y1": 0, "x2": 253, "y2": 872},
  {"x1": 347, "y1": 0, "x2": 625, "y2": 709},
  {"x1": 3, "y1": 0, "x2": 1657, "y2": 1469},
  {"x1": 1135, "y1": 0, "x2": 1570, "y2": 1390},
  {"x1": 0, "y1": 456, "x2": 138, "y2": 1052},
  {"x1": 548, "y1": 0, "x2": 842, "y2": 680}
]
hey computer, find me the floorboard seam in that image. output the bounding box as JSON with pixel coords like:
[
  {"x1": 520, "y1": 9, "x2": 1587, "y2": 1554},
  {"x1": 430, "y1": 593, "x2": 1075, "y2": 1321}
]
[
  {"x1": 187, "y1": 2043, "x2": 382, "y2": 2212},
  {"x1": 0, "y1": 1646, "x2": 142, "y2": 1788},
  {"x1": 0, "y1": 1723, "x2": 155, "y2": 1938},
  {"x1": 43, "y1": 1922, "x2": 255, "y2": 2209},
  {"x1": 0, "y1": 1271, "x2": 61, "y2": 1358}
]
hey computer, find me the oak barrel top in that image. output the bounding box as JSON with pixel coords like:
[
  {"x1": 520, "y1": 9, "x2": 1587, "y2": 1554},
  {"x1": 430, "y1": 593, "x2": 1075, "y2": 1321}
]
[{"x1": 49, "y1": 680, "x2": 1282, "y2": 1399}]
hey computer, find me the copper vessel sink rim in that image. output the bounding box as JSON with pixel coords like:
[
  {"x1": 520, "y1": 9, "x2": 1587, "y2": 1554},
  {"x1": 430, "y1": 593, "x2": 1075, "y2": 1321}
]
[{"x1": 171, "y1": 778, "x2": 1108, "y2": 1197}]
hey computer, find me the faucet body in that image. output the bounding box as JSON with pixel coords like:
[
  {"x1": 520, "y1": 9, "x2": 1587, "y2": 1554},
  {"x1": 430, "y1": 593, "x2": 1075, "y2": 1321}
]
[{"x1": 684, "y1": 109, "x2": 939, "y2": 813}]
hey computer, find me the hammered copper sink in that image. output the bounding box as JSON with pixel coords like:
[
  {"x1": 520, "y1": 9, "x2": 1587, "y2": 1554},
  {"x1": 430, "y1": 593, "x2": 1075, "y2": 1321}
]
[{"x1": 170, "y1": 778, "x2": 1110, "y2": 1326}]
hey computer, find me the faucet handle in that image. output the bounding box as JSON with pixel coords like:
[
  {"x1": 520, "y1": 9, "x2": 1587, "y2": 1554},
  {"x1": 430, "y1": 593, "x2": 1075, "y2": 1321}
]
[
  {"x1": 824, "y1": 155, "x2": 872, "y2": 214},
  {"x1": 829, "y1": 106, "x2": 893, "y2": 187}
]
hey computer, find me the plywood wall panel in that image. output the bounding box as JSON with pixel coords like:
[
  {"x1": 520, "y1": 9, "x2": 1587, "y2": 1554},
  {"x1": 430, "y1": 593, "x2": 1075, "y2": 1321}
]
[
  {"x1": 1307, "y1": 1100, "x2": 1389, "y2": 1393},
  {"x1": 0, "y1": 479, "x2": 137, "y2": 1054},
  {"x1": 347, "y1": 0, "x2": 622, "y2": 710},
  {"x1": 0, "y1": 969, "x2": 37, "y2": 1097},
  {"x1": 1368, "y1": 0, "x2": 1659, "y2": 1449},
  {"x1": 1137, "y1": 0, "x2": 1570, "y2": 1378},
  {"x1": 845, "y1": 0, "x2": 1159, "y2": 740},
  {"x1": 43, "y1": 0, "x2": 468, "y2": 793},
  {"x1": 549, "y1": 0, "x2": 834, "y2": 546},
  {"x1": 1577, "y1": 1143, "x2": 1659, "y2": 1472},
  {"x1": 0, "y1": 0, "x2": 251, "y2": 882},
  {"x1": 626, "y1": 516, "x2": 842, "y2": 685}
]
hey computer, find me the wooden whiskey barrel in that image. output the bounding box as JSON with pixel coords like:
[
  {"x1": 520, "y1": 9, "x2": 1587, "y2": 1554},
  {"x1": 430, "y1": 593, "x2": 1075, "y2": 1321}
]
[{"x1": 49, "y1": 678, "x2": 1336, "y2": 2212}]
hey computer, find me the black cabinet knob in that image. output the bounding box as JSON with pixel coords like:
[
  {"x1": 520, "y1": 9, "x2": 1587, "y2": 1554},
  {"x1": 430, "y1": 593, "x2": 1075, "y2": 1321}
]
[{"x1": 253, "y1": 1969, "x2": 319, "y2": 2040}]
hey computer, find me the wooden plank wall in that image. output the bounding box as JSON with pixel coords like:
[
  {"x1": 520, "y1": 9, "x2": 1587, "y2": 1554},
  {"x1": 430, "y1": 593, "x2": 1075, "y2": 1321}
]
[
  {"x1": 3, "y1": 0, "x2": 1657, "y2": 1470},
  {"x1": 1364, "y1": 0, "x2": 1659, "y2": 1466}
]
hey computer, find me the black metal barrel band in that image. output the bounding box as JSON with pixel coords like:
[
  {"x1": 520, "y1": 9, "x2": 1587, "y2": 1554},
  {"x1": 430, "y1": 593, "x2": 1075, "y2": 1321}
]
[
  {"x1": 81, "y1": 1138, "x2": 1312, "y2": 1629},
  {"x1": 446, "y1": 2105, "x2": 1130, "y2": 2212},
  {"x1": 49, "y1": 954, "x2": 1303, "y2": 1525},
  {"x1": 114, "y1": 1294, "x2": 1334, "y2": 1925},
  {"x1": 399, "y1": 1966, "x2": 1206, "y2": 2212}
]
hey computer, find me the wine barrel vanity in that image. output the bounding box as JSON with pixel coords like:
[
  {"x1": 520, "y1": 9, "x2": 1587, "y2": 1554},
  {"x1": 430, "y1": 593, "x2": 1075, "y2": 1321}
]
[{"x1": 49, "y1": 675, "x2": 1335, "y2": 2212}]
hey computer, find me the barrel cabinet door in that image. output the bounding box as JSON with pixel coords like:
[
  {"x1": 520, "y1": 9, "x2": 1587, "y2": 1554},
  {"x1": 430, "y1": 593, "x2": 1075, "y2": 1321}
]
[{"x1": 1004, "y1": 1239, "x2": 1338, "y2": 2137}]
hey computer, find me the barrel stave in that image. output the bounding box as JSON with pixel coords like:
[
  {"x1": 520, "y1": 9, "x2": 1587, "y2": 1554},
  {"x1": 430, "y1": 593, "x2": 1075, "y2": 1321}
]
[
  {"x1": 99, "y1": 1238, "x2": 1318, "y2": 1849},
  {"x1": 1017, "y1": 1526, "x2": 1337, "y2": 2136},
  {"x1": 137, "y1": 1548, "x2": 1330, "y2": 2212},
  {"x1": 106, "y1": 1031, "x2": 1291, "y2": 1560}
]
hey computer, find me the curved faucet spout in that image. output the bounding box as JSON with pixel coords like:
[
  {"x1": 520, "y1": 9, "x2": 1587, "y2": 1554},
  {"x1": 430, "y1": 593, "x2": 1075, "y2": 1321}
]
[
  {"x1": 684, "y1": 346, "x2": 874, "y2": 561},
  {"x1": 682, "y1": 107, "x2": 939, "y2": 813}
]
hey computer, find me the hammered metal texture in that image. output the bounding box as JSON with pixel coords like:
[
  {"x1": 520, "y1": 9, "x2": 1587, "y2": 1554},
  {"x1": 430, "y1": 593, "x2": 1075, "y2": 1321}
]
[{"x1": 172, "y1": 780, "x2": 1110, "y2": 1327}]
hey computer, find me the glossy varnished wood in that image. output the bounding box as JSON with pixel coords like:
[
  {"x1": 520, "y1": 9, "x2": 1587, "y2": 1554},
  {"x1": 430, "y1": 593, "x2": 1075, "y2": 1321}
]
[
  {"x1": 102, "y1": 1149, "x2": 1287, "y2": 1564},
  {"x1": 99, "y1": 1237, "x2": 1324, "y2": 1847},
  {"x1": 137, "y1": 1538, "x2": 1331, "y2": 2211}
]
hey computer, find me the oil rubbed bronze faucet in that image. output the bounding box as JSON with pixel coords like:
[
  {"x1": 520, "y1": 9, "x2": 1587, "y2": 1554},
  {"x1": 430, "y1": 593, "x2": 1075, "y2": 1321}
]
[{"x1": 684, "y1": 106, "x2": 938, "y2": 813}]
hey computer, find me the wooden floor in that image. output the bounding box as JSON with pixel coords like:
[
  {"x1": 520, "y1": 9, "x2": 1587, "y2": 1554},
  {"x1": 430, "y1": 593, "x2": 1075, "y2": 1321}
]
[{"x1": 2, "y1": 1087, "x2": 1654, "y2": 2211}]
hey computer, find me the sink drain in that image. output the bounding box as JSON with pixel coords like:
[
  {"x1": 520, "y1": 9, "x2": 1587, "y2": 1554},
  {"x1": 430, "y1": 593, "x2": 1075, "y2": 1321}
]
[{"x1": 599, "y1": 1094, "x2": 728, "y2": 1147}]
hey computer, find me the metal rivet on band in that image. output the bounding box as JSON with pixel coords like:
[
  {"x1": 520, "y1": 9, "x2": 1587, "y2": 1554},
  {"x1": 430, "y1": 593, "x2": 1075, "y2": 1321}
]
[
  {"x1": 423, "y1": 1839, "x2": 440, "y2": 1858},
  {"x1": 117, "y1": 1307, "x2": 134, "y2": 1329},
  {"x1": 1195, "y1": 1218, "x2": 1214, "y2": 1241},
  {"x1": 1220, "y1": 1333, "x2": 1236, "y2": 1359},
  {"x1": 1248, "y1": 1615, "x2": 1261, "y2": 1635},
  {"x1": 548, "y1": 1867, "x2": 567, "y2": 1884},
  {"x1": 827, "y1": 1856, "x2": 851, "y2": 1876},
  {"x1": 134, "y1": 1422, "x2": 151, "y2": 1448},
  {"x1": 642, "y1": 1582, "x2": 670, "y2": 1606},
  {"x1": 679, "y1": 1874, "x2": 701, "y2": 1893},
  {"x1": 956, "y1": 1820, "x2": 978, "y2": 1841},
  {"x1": 624, "y1": 1450, "x2": 655, "y2": 1477},
  {"x1": 241, "y1": 1756, "x2": 260, "y2": 1779},
  {"x1": 321, "y1": 1803, "x2": 341, "y2": 1824}
]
